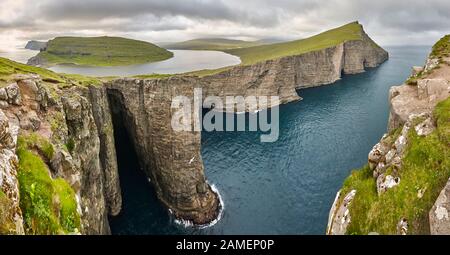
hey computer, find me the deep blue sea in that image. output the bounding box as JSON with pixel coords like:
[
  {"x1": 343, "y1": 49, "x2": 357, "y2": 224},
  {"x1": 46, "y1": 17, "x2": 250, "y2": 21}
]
[{"x1": 109, "y1": 46, "x2": 430, "y2": 234}]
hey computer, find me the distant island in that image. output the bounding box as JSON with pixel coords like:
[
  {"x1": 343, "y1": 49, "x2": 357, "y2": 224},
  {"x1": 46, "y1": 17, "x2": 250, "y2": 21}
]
[{"x1": 27, "y1": 36, "x2": 173, "y2": 67}]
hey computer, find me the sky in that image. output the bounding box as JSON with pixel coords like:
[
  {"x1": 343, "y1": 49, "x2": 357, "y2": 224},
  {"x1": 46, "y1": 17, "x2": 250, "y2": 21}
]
[{"x1": 1, "y1": 0, "x2": 450, "y2": 50}]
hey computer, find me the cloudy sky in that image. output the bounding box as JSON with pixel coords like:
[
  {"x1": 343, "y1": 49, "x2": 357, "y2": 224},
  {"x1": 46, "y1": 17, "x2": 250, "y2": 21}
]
[{"x1": 1, "y1": 0, "x2": 449, "y2": 50}]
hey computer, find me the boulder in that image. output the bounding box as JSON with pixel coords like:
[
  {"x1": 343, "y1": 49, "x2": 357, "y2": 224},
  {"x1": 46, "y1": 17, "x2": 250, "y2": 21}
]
[
  {"x1": 384, "y1": 149, "x2": 396, "y2": 165},
  {"x1": 17, "y1": 79, "x2": 39, "y2": 95},
  {"x1": 0, "y1": 109, "x2": 24, "y2": 234},
  {"x1": 18, "y1": 111, "x2": 41, "y2": 131},
  {"x1": 417, "y1": 79, "x2": 450, "y2": 101},
  {"x1": 0, "y1": 88, "x2": 7, "y2": 101},
  {"x1": 0, "y1": 101, "x2": 8, "y2": 109},
  {"x1": 0, "y1": 110, "x2": 15, "y2": 150},
  {"x1": 415, "y1": 118, "x2": 435, "y2": 136},
  {"x1": 394, "y1": 135, "x2": 407, "y2": 155},
  {"x1": 411, "y1": 66, "x2": 424, "y2": 76},
  {"x1": 377, "y1": 174, "x2": 400, "y2": 194},
  {"x1": 368, "y1": 141, "x2": 389, "y2": 170},
  {"x1": 5, "y1": 83, "x2": 21, "y2": 105},
  {"x1": 424, "y1": 58, "x2": 439, "y2": 72},
  {"x1": 397, "y1": 218, "x2": 408, "y2": 235},
  {"x1": 429, "y1": 178, "x2": 450, "y2": 234},
  {"x1": 373, "y1": 162, "x2": 386, "y2": 178}
]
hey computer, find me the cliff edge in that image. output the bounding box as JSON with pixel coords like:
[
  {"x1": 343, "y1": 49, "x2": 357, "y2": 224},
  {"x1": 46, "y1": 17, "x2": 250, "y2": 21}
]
[{"x1": 327, "y1": 35, "x2": 450, "y2": 235}]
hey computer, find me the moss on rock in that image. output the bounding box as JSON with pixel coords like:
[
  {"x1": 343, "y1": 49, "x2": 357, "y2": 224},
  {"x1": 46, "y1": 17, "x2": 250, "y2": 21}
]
[
  {"x1": 340, "y1": 97, "x2": 450, "y2": 234},
  {"x1": 0, "y1": 190, "x2": 17, "y2": 234},
  {"x1": 17, "y1": 137, "x2": 80, "y2": 234}
]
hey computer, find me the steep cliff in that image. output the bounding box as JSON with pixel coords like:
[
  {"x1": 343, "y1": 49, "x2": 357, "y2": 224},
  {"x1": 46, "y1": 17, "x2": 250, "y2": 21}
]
[
  {"x1": 25, "y1": 41, "x2": 47, "y2": 51},
  {"x1": 327, "y1": 35, "x2": 450, "y2": 235},
  {"x1": 102, "y1": 26, "x2": 387, "y2": 223},
  {"x1": 0, "y1": 64, "x2": 121, "y2": 234},
  {"x1": 198, "y1": 23, "x2": 388, "y2": 111},
  {"x1": 0, "y1": 22, "x2": 387, "y2": 233},
  {"x1": 107, "y1": 78, "x2": 219, "y2": 224}
]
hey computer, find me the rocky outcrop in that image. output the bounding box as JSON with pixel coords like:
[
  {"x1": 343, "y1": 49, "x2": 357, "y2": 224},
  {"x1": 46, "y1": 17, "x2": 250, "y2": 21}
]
[
  {"x1": 0, "y1": 73, "x2": 121, "y2": 234},
  {"x1": 26, "y1": 56, "x2": 46, "y2": 66},
  {"x1": 25, "y1": 40, "x2": 47, "y2": 51},
  {"x1": 429, "y1": 178, "x2": 450, "y2": 234},
  {"x1": 327, "y1": 37, "x2": 450, "y2": 235},
  {"x1": 107, "y1": 78, "x2": 219, "y2": 225},
  {"x1": 388, "y1": 66, "x2": 450, "y2": 131},
  {"x1": 327, "y1": 190, "x2": 356, "y2": 235},
  {"x1": 0, "y1": 110, "x2": 24, "y2": 234}
]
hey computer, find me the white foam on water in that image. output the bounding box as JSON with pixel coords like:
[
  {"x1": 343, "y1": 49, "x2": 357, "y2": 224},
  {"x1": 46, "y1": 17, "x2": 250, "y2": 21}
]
[{"x1": 172, "y1": 182, "x2": 224, "y2": 229}]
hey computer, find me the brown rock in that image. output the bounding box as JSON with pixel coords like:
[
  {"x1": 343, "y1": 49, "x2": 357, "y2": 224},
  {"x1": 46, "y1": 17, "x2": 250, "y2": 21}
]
[{"x1": 429, "y1": 178, "x2": 450, "y2": 234}]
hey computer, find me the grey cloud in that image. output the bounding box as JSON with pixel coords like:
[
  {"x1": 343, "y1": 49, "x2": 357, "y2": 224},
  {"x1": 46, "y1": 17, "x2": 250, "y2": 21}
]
[
  {"x1": 1, "y1": 0, "x2": 450, "y2": 46},
  {"x1": 35, "y1": 0, "x2": 281, "y2": 27}
]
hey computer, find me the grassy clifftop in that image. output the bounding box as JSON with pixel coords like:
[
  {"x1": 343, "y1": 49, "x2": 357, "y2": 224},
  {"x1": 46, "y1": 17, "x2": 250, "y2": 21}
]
[
  {"x1": 165, "y1": 38, "x2": 264, "y2": 51},
  {"x1": 190, "y1": 22, "x2": 371, "y2": 76},
  {"x1": 0, "y1": 57, "x2": 111, "y2": 88},
  {"x1": 33, "y1": 36, "x2": 173, "y2": 67},
  {"x1": 225, "y1": 21, "x2": 364, "y2": 65}
]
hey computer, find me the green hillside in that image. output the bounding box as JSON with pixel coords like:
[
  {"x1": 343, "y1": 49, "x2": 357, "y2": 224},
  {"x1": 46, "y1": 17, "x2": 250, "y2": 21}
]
[
  {"x1": 164, "y1": 38, "x2": 264, "y2": 51},
  {"x1": 0, "y1": 57, "x2": 108, "y2": 88},
  {"x1": 33, "y1": 36, "x2": 173, "y2": 66},
  {"x1": 0, "y1": 57, "x2": 65, "y2": 83},
  {"x1": 225, "y1": 21, "x2": 364, "y2": 65}
]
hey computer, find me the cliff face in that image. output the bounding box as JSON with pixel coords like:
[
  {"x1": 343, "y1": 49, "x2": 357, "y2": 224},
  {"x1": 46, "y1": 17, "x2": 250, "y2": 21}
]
[
  {"x1": 0, "y1": 110, "x2": 24, "y2": 234},
  {"x1": 1, "y1": 24, "x2": 387, "y2": 233},
  {"x1": 107, "y1": 78, "x2": 219, "y2": 224},
  {"x1": 61, "y1": 88, "x2": 122, "y2": 234},
  {"x1": 327, "y1": 37, "x2": 450, "y2": 235},
  {"x1": 0, "y1": 74, "x2": 121, "y2": 234},
  {"x1": 200, "y1": 29, "x2": 388, "y2": 112},
  {"x1": 24, "y1": 41, "x2": 47, "y2": 51}
]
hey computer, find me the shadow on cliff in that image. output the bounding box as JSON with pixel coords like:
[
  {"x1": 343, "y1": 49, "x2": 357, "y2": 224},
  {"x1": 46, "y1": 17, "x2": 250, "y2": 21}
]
[{"x1": 107, "y1": 96, "x2": 168, "y2": 234}]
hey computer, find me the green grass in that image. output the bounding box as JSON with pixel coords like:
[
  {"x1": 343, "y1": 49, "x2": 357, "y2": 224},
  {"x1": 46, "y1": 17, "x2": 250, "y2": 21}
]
[
  {"x1": 406, "y1": 35, "x2": 450, "y2": 86},
  {"x1": 0, "y1": 57, "x2": 64, "y2": 85},
  {"x1": 35, "y1": 36, "x2": 173, "y2": 67},
  {"x1": 187, "y1": 66, "x2": 235, "y2": 77},
  {"x1": 340, "y1": 97, "x2": 450, "y2": 234},
  {"x1": 65, "y1": 138, "x2": 75, "y2": 154},
  {"x1": 165, "y1": 38, "x2": 264, "y2": 51},
  {"x1": 132, "y1": 73, "x2": 175, "y2": 79},
  {"x1": 225, "y1": 22, "x2": 365, "y2": 66},
  {"x1": 188, "y1": 22, "x2": 369, "y2": 77},
  {"x1": 17, "y1": 136, "x2": 81, "y2": 234},
  {"x1": 18, "y1": 133, "x2": 55, "y2": 160},
  {"x1": 431, "y1": 35, "x2": 450, "y2": 59},
  {"x1": 0, "y1": 56, "x2": 109, "y2": 89},
  {"x1": 61, "y1": 73, "x2": 103, "y2": 87},
  {"x1": 0, "y1": 190, "x2": 16, "y2": 234}
]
